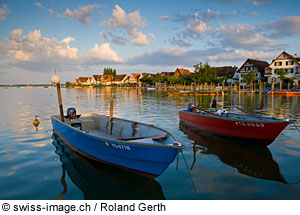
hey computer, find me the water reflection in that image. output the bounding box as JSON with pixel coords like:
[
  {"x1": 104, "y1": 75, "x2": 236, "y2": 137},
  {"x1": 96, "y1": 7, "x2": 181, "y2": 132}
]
[
  {"x1": 52, "y1": 134, "x2": 165, "y2": 200},
  {"x1": 179, "y1": 123, "x2": 287, "y2": 184}
]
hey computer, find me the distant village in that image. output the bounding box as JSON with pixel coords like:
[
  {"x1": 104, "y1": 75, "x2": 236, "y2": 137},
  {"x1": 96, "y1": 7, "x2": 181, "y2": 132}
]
[{"x1": 72, "y1": 51, "x2": 300, "y2": 87}]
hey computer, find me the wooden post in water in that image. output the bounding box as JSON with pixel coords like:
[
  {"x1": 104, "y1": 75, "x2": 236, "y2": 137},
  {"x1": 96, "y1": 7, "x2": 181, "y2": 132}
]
[
  {"x1": 259, "y1": 80, "x2": 262, "y2": 94},
  {"x1": 222, "y1": 80, "x2": 225, "y2": 94},
  {"x1": 271, "y1": 80, "x2": 274, "y2": 94},
  {"x1": 51, "y1": 72, "x2": 64, "y2": 122},
  {"x1": 238, "y1": 81, "x2": 241, "y2": 94},
  {"x1": 194, "y1": 81, "x2": 197, "y2": 109},
  {"x1": 110, "y1": 97, "x2": 114, "y2": 134}
]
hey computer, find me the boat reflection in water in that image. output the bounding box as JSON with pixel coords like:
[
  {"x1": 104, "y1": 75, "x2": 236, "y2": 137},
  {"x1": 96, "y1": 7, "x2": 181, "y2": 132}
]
[
  {"x1": 52, "y1": 134, "x2": 166, "y2": 200},
  {"x1": 179, "y1": 122, "x2": 286, "y2": 183}
]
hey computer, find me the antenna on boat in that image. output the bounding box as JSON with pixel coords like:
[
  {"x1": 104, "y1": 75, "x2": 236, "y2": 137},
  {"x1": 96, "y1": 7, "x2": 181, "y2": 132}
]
[{"x1": 51, "y1": 69, "x2": 64, "y2": 122}]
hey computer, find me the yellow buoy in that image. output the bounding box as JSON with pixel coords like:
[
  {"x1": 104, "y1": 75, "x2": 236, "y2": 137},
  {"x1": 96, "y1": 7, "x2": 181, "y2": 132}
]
[{"x1": 33, "y1": 115, "x2": 40, "y2": 131}]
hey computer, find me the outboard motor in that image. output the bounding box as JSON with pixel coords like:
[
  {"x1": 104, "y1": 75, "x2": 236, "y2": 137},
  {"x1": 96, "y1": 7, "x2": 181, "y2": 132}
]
[
  {"x1": 188, "y1": 103, "x2": 195, "y2": 112},
  {"x1": 66, "y1": 107, "x2": 77, "y2": 120}
]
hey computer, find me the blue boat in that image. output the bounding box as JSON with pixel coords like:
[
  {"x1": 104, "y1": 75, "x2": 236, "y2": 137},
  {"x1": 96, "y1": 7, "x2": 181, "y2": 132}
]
[{"x1": 51, "y1": 109, "x2": 181, "y2": 178}]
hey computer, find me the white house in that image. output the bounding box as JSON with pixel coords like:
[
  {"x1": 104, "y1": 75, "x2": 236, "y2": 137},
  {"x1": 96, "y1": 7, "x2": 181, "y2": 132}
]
[
  {"x1": 232, "y1": 58, "x2": 269, "y2": 83},
  {"x1": 264, "y1": 51, "x2": 300, "y2": 85}
]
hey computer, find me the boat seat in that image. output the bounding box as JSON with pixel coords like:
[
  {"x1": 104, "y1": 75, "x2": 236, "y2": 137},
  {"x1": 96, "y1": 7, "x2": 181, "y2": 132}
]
[{"x1": 116, "y1": 133, "x2": 168, "y2": 141}]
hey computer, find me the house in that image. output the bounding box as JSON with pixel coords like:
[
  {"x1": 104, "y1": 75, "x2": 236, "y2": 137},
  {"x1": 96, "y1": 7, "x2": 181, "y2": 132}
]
[
  {"x1": 128, "y1": 73, "x2": 142, "y2": 84},
  {"x1": 100, "y1": 75, "x2": 113, "y2": 85},
  {"x1": 264, "y1": 51, "x2": 300, "y2": 85},
  {"x1": 92, "y1": 75, "x2": 101, "y2": 85},
  {"x1": 214, "y1": 66, "x2": 237, "y2": 82},
  {"x1": 77, "y1": 77, "x2": 92, "y2": 85},
  {"x1": 161, "y1": 72, "x2": 175, "y2": 78},
  {"x1": 113, "y1": 74, "x2": 128, "y2": 85},
  {"x1": 173, "y1": 68, "x2": 191, "y2": 78},
  {"x1": 232, "y1": 59, "x2": 269, "y2": 83}
]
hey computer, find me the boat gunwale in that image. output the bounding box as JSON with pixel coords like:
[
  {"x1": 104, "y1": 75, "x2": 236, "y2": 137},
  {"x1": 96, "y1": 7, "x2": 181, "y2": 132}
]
[
  {"x1": 179, "y1": 110, "x2": 290, "y2": 124},
  {"x1": 51, "y1": 114, "x2": 182, "y2": 149}
]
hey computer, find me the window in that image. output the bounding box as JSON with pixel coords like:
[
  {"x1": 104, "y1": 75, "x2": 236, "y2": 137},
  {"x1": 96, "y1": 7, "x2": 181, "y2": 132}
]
[
  {"x1": 275, "y1": 61, "x2": 282, "y2": 66},
  {"x1": 286, "y1": 61, "x2": 289, "y2": 66}
]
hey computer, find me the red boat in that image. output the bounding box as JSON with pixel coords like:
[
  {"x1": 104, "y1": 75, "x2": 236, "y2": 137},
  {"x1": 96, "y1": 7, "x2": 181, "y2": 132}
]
[{"x1": 179, "y1": 105, "x2": 290, "y2": 145}]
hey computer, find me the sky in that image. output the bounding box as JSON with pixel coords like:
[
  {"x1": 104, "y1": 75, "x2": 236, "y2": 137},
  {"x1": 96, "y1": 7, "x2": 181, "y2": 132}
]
[{"x1": 0, "y1": 0, "x2": 299, "y2": 84}]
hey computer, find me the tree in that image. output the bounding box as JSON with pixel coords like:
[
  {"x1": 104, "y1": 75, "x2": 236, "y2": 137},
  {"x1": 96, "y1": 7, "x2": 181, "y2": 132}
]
[
  {"x1": 153, "y1": 73, "x2": 165, "y2": 84},
  {"x1": 178, "y1": 75, "x2": 193, "y2": 85},
  {"x1": 276, "y1": 68, "x2": 287, "y2": 90},
  {"x1": 103, "y1": 68, "x2": 117, "y2": 76},
  {"x1": 167, "y1": 76, "x2": 178, "y2": 85},
  {"x1": 243, "y1": 70, "x2": 256, "y2": 90},
  {"x1": 140, "y1": 75, "x2": 153, "y2": 85},
  {"x1": 193, "y1": 62, "x2": 217, "y2": 83}
]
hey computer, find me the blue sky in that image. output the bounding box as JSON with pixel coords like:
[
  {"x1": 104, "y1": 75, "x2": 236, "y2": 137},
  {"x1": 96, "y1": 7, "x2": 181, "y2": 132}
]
[{"x1": 0, "y1": 0, "x2": 299, "y2": 84}]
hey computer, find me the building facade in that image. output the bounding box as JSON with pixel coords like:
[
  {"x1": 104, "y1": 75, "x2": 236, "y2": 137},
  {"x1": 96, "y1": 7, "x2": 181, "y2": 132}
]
[
  {"x1": 232, "y1": 59, "x2": 269, "y2": 83},
  {"x1": 264, "y1": 51, "x2": 300, "y2": 85}
]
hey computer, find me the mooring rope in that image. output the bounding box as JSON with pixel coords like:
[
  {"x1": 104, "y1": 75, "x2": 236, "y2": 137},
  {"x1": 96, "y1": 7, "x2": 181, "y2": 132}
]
[{"x1": 179, "y1": 149, "x2": 198, "y2": 199}]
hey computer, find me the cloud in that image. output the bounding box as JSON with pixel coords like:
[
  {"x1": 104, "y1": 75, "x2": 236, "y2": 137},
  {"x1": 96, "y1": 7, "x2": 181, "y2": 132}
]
[
  {"x1": 48, "y1": 9, "x2": 54, "y2": 15},
  {"x1": 35, "y1": 2, "x2": 44, "y2": 8},
  {"x1": 58, "y1": 4, "x2": 100, "y2": 25},
  {"x1": 100, "y1": 31, "x2": 127, "y2": 45},
  {"x1": 265, "y1": 16, "x2": 300, "y2": 38},
  {"x1": 0, "y1": 29, "x2": 124, "y2": 72},
  {"x1": 101, "y1": 5, "x2": 154, "y2": 46},
  {"x1": 169, "y1": 37, "x2": 192, "y2": 47},
  {"x1": 128, "y1": 45, "x2": 274, "y2": 67},
  {"x1": 216, "y1": 23, "x2": 284, "y2": 50},
  {"x1": 87, "y1": 43, "x2": 124, "y2": 63},
  {"x1": 171, "y1": 9, "x2": 222, "y2": 41},
  {"x1": 249, "y1": 0, "x2": 272, "y2": 6},
  {"x1": 159, "y1": 16, "x2": 169, "y2": 20},
  {"x1": 0, "y1": 4, "x2": 9, "y2": 21}
]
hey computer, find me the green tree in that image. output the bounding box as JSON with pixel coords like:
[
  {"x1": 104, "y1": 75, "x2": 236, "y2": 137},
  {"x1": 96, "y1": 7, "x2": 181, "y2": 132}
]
[
  {"x1": 103, "y1": 68, "x2": 117, "y2": 76},
  {"x1": 178, "y1": 75, "x2": 193, "y2": 85},
  {"x1": 140, "y1": 75, "x2": 154, "y2": 85},
  {"x1": 276, "y1": 68, "x2": 287, "y2": 90},
  {"x1": 243, "y1": 70, "x2": 256, "y2": 91},
  {"x1": 153, "y1": 73, "x2": 165, "y2": 84},
  {"x1": 167, "y1": 76, "x2": 178, "y2": 85},
  {"x1": 193, "y1": 62, "x2": 217, "y2": 83}
]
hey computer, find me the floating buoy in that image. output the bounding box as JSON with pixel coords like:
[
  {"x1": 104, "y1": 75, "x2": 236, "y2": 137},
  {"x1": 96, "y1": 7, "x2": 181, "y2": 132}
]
[{"x1": 33, "y1": 115, "x2": 40, "y2": 131}]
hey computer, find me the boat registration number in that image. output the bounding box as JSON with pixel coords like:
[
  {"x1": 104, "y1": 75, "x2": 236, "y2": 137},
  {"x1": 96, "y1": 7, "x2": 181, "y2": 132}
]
[
  {"x1": 235, "y1": 121, "x2": 264, "y2": 127},
  {"x1": 105, "y1": 142, "x2": 131, "y2": 150}
]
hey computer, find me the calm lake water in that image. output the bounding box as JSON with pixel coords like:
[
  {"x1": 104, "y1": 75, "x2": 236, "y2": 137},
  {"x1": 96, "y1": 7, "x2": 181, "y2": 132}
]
[{"x1": 0, "y1": 87, "x2": 300, "y2": 200}]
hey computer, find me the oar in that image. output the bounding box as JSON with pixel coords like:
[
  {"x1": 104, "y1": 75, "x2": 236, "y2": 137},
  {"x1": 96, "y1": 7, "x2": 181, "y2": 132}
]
[
  {"x1": 195, "y1": 107, "x2": 225, "y2": 117},
  {"x1": 117, "y1": 132, "x2": 168, "y2": 141},
  {"x1": 235, "y1": 106, "x2": 262, "y2": 120}
]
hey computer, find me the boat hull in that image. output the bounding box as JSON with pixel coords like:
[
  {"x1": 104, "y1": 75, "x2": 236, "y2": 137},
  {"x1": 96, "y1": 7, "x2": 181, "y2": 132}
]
[
  {"x1": 179, "y1": 110, "x2": 289, "y2": 145},
  {"x1": 51, "y1": 117, "x2": 179, "y2": 178}
]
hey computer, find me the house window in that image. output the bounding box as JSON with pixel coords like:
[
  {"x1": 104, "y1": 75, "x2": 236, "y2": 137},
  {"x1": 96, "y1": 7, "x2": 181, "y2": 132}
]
[
  {"x1": 289, "y1": 68, "x2": 294, "y2": 73},
  {"x1": 275, "y1": 61, "x2": 282, "y2": 66}
]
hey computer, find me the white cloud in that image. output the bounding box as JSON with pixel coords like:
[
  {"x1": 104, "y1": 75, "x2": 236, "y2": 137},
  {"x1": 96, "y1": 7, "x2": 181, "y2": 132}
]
[
  {"x1": 35, "y1": 2, "x2": 44, "y2": 9},
  {"x1": 58, "y1": 4, "x2": 100, "y2": 25},
  {"x1": 0, "y1": 4, "x2": 9, "y2": 21},
  {"x1": 265, "y1": 16, "x2": 300, "y2": 38},
  {"x1": 128, "y1": 29, "x2": 150, "y2": 46},
  {"x1": 101, "y1": 5, "x2": 154, "y2": 46},
  {"x1": 48, "y1": 9, "x2": 54, "y2": 15},
  {"x1": 0, "y1": 29, "x2": 124, "y2": 72},
  {"x1": 216, "y1": 23, "x2": 283, "y2": 49},
  {"x1": 207, "y1": 49, "x2": 273, "y2": 61},
  {"x1": 187, "y1": 21, "x2": 207, "y2": 35},
  {"x1": 159, "y1": 16, "x2": 169, "y2": 20},
  {"x1": 88, "y1": 43, "x2": 124, "y2": 63}
]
